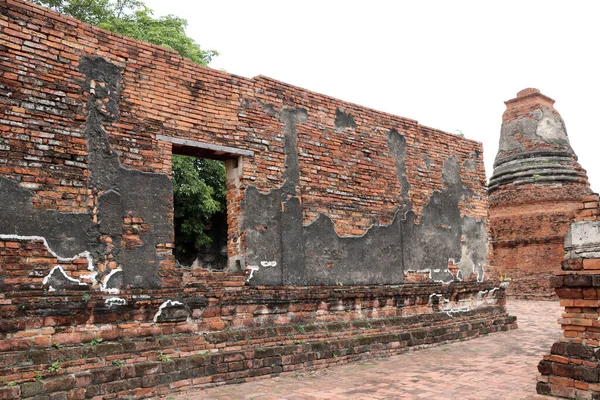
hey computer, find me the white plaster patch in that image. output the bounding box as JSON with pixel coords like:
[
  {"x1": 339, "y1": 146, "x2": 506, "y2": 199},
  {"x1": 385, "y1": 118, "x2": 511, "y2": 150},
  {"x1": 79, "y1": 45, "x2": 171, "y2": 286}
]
[
  {"x1": 444, "y1": 306, "x2": 472, "y2": 317},
  {"x1": 477, "y1": 267, "x2": 485, "y2": 282},
  {"x1": 153, "y1": 300, "x2": 184, "y2": 323},
  {"x1": 432, "y1": 285, "x2": 503, "y2": 317},
  {"x1": 101, "y1": 268, "x2": 122, "y2": 294},
  {"x1": 105, "y1": 297, "x2": 126, "y2": 306},
  {"x1": 565, "y1": 221, "x2": 600, "y2": 259},
  {"x1": 246, "y1": 265, "x2": 260, "y2": 282},
  {"x1": 42, "y1": 265, "x2": 87, "y2": 288},
  {"x1": 405, "y1": 262, "x2": 456, "y2": 284},
  {"x1": 0, "y1": 234, "x2": 96, "y2": 284},
  {"x1": 260, "y1": 261, "x2": 277, "y2": 267},
  {"x1": 80, "y1": 271, "x2": 98, "y2": 285},
  {"x1": 429, "y1": 293, "x2": 472, "y2": 316},
  {"x1": 535, "y1": 113, "x2": 568, "y2": 142},
  {"x1": 429, "y1": 293, "x2": 443, "y2": 301}
]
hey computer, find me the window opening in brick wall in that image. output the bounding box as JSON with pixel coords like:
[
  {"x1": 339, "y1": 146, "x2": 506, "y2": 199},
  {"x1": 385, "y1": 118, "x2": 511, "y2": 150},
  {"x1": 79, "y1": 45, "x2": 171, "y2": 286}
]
[
  {"x1": 172, "y1": 154, "x2": 228, "y2": 270},
  {"x1": 158, "y1": 135, "x2": 252, "y2": 272}
]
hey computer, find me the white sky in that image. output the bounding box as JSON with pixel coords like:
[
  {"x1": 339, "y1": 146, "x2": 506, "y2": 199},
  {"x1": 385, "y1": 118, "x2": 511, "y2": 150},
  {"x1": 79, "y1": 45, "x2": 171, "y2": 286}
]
[{"x1": 145, "y1": 0, "x2": 600, "y2": 192}]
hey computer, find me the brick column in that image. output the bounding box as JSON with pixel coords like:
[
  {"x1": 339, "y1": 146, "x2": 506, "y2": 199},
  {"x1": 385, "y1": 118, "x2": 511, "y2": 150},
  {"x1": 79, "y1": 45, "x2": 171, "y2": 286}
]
[{"x1": 537, "y1": 193, "x2": 600, "y2": 398}]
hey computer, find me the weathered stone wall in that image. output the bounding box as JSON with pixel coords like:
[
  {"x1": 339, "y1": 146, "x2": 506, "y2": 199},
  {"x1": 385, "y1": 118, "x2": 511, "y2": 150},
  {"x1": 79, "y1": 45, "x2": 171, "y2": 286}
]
[
  {"x1": 0, "y1": 1, "x2": 515, "y2": 399},
  {"x1": 537, "y1": 193, "x2": 600, "y2": 399},
  {"x1": 488, "y1": 89, "x2": 593, "y2": 299}
]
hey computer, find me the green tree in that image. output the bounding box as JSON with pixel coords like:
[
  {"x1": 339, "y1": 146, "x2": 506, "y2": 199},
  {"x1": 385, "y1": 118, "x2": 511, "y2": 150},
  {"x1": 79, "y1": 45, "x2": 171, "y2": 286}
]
[
  {"x1": 31, "y1": 0, "x2": 217, "y2": 65},
  {"x1": 32, "y1": 0, "x2": 226, "y2": 259},
  {"x1": 173, "y1": 156, "x2": 226, "y2": 255}
]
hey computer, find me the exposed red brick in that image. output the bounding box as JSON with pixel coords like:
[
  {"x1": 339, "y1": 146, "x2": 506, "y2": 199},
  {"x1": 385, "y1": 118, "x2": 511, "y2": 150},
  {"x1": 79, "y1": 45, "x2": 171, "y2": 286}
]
[
  {"x1": 488, "y1": 90, "x2": 593, "y2": 299},
  {"x1": 583, "y1": 259, "x2": 600, "y2": 270},
  {"x1": 0, "y1": 1, "x2": 514, "y2": 399}
]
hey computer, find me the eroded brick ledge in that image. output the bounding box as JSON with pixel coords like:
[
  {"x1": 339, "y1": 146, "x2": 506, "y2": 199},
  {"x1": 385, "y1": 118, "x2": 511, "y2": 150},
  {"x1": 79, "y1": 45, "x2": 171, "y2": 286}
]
[{"x1": 0, "y1": 281, "x2": 515, "y2": 400}]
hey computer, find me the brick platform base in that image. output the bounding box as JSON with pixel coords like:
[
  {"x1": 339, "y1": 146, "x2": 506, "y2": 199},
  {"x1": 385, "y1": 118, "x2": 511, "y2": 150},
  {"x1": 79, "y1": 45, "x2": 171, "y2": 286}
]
[{"x1": 0, "y1": 281, "x2": 515, "y2": 399}]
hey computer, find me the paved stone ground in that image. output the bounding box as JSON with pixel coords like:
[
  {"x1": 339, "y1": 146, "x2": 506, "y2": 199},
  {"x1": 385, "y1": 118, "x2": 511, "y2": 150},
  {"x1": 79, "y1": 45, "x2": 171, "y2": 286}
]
[{"x1": 169, "y1": 300, "x2": 561, "y2": 399}]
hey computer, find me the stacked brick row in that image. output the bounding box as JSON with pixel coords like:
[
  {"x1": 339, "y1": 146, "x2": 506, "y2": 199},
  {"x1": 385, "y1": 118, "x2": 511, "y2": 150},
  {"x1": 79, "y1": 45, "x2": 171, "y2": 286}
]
[
  {"x1": 0, "y1": 311, "x2": 515, "y2": 400},
  {"x1": 1, "y1": 266, "x2": 501, "y2": 355},
  {"x1": 0, "y1": 314, "x2": 516, "y2": 400},
  {"x1": 537, "y1": 194, "x2": 600, "y2": 398},
  {"x1": 0, "y1": 280, "x2": 514, "y2": 400}
]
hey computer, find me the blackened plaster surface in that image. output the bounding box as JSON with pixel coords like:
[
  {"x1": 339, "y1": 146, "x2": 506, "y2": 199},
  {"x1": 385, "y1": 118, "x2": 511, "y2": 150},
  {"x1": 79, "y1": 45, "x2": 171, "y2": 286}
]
[
  {"x1": 303, "y1": 212, "x2": 404, "y2": 285},
  {"x1": 402, "y1": 158, "x2": 483, "y2": 283},
  {"x1": 388, "y1": 128, "x2": 413, "y2": 215},
  {"x1": 0, "y1": 57, "x2": 172, "y2": 291},
  {"x1": 0, "y1": 177, "x2": 96, "y2": 258},
  {"x1": 243, "y1": 107, "x2": 488, "y2": 285},
  {"x1": 79, "y1": 56, "x2": 172, "y2": 289},
  {"x1": 334, "y1": 108, "x2": 357, "y2": 130}
]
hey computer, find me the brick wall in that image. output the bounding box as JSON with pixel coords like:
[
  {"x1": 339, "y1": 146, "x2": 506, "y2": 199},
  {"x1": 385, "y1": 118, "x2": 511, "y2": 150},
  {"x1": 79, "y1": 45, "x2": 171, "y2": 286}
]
[
  {"x1": 1, "y1": 0, "x2": 490, "y2": 286},
  {"x1": 489, "y1": 189, "x2": 587, "y2": 299},
  {"x1": 0, "y1": 1, "x2": 514, "y2": 398}
]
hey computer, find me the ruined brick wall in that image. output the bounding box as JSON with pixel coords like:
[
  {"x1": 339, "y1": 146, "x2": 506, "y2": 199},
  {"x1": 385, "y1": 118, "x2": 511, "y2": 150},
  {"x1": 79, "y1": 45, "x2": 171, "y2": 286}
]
[
  {"x1": 537, "y1": 194, "x2": 600, "y2": 399},
  {"x1": 1, "y1": 0, "x2": 490, "y2": 289},
  {"x1": 488, "y1": 89, "x2": 592, "y2": 299},
  {"x1": 0, "y1": 1, "x2": 515, "y2": 399}
]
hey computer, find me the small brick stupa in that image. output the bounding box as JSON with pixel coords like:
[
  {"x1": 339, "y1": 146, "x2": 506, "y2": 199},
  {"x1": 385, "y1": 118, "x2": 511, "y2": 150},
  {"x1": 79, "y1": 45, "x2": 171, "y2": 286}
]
[{"x1": 488, "y1": 88, "x2": 593, "y2": 298}]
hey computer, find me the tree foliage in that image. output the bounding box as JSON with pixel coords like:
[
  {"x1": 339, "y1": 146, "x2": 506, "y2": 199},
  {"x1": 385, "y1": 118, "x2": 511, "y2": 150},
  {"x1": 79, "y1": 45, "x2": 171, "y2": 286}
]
[
  {"x1": 31, "y1": 0, "x2": 225, "y2": 258},
  {"x1": 172, "y1": 156, "x2": 226, "y2": 254},
  {"x1": 31, "y1": 0, "x2": 217, "y2": 65}
]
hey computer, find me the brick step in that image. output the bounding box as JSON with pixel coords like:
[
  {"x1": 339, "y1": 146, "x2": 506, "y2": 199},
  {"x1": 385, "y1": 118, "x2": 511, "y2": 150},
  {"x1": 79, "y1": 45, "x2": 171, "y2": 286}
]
[{"x1": 0, "y1": 311, "x2": 516, "y2": 400}]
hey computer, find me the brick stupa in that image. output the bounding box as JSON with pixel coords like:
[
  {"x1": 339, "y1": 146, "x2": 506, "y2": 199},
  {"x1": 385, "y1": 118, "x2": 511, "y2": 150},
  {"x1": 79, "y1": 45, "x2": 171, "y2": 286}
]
[{"x1": 488, "y1": 88, "x2": 593, "y2": 298}]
